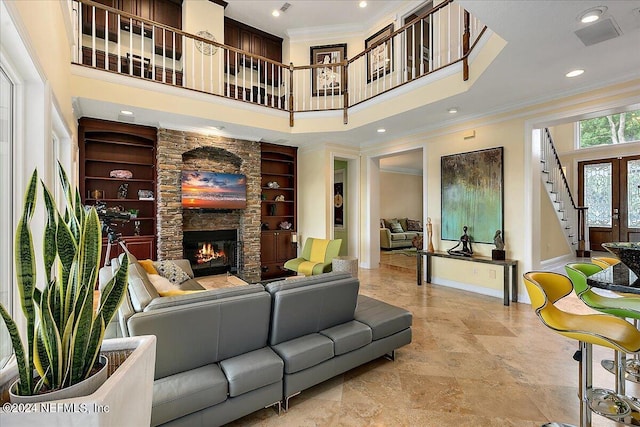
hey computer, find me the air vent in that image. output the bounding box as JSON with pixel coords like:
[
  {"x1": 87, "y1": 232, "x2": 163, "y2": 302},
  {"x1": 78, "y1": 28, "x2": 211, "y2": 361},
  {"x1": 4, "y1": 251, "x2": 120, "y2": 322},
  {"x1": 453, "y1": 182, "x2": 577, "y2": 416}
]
[
  {"x1": 280, "y1": 2, "x2": 291, "y2": 12},
  {"x1": 574, "y1": 18, "x2": 621, "y2": 46}
]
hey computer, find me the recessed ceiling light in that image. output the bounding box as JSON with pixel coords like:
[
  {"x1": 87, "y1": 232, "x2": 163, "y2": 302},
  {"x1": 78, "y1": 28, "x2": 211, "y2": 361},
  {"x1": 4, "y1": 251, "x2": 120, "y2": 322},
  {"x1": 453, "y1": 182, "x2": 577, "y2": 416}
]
[
  {"x1": 448, "y1": 107, "x2": 458, "y2": 114},
  {"x1": 377, "y1": 128, "x2": 386, "y2": 133},
  {"x1": 566, "y1": 69, "x2": 584, "y2": 78},
  {"x1": 578, "y1": 6, "x2": 607, "y2": 24},
  {"x1": 359, "y1": 1, "x2": 367, "y2": 8},
  {"x1": 120, "y1": 110, "x2": 133, "y2": 115},
  {"x1": 272, "y1": 10, "x2": 280, "y2": 17}
]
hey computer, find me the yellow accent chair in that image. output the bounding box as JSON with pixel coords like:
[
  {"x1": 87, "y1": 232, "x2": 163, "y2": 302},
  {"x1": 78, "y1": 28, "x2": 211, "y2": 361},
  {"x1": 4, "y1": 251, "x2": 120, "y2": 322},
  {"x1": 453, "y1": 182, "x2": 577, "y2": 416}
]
[
  {"x1": 283, "y1": 238, "x2": 342, "y2": 276},
  {"x1": 591, "y1": 256, "x2": 620, "y2": 270},
  {"x1": 523, "y1": 271, "x2": 640, "y2": 427}
]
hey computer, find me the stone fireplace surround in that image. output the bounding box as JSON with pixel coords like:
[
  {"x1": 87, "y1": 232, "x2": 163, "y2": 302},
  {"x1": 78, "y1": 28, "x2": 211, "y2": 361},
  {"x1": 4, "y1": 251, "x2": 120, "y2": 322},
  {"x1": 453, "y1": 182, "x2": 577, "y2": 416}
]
[{"x1": 156, "y1": 129, "x2": 261, "y2": 283}]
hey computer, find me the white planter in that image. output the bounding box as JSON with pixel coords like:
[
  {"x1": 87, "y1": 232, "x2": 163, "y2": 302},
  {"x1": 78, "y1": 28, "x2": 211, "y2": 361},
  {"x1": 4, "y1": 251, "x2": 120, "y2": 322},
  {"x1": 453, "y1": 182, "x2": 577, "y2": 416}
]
[
  {"x1": 9, "y1": 355, "x2": 109, "y2": 403},
  {"x1": 0, "y1": 335, "x2": 156, "y2": 427}
]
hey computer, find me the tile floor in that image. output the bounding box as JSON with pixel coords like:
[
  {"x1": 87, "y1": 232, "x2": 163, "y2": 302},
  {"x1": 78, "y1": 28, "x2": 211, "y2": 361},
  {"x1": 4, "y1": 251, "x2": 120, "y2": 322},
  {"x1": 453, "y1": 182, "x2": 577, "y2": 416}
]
[{"x1": 229, "y1": 252, "x2": 638, "y2": 426}]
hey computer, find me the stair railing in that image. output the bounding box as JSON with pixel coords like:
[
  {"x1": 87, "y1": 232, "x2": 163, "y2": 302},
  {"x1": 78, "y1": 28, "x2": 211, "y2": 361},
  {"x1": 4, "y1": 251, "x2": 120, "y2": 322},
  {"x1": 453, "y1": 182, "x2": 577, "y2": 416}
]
[{"x1": 540, "y1": 128, "x2": 589, "y2": 256}]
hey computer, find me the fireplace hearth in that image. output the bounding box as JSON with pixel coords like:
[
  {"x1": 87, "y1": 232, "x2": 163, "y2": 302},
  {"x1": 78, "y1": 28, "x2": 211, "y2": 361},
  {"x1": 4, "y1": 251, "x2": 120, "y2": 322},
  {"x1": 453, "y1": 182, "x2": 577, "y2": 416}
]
[{"x1": 183, "y1": 229, "x2": 241, "y2": 277}]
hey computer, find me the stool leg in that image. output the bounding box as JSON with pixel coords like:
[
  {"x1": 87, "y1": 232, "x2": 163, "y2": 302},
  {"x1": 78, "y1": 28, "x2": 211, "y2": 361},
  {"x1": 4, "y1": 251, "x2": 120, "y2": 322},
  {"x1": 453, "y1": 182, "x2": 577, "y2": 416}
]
[
  {"x1": 579, "y1": 341, "x2": 592, "y2": 427},
  {"x1": 616, "y1": 351, "x2": 626, "y2": 395}
]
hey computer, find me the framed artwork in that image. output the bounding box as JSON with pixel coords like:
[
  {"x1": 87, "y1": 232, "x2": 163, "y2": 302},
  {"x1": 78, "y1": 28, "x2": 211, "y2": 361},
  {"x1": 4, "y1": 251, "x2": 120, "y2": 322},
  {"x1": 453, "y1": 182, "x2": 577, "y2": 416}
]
[
  {"x1": 441, "y1": 147, "x2": 504, "y2": 244},
  {"x1": 365, "y1": 23, "x2": 394, "y2": 83},
  {"x1": 334, "y1": 169, "x2": 345, "y2": 228},
  {"x1": 310, "y1": 44, "x2": 347, "y2": 96}
]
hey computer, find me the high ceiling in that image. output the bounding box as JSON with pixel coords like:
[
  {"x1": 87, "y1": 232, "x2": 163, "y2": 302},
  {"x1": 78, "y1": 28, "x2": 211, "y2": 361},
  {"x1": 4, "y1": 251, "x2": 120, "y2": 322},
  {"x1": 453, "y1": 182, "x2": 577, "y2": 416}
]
[{"x1": 76, "y1": 0, "x2": 640, "y2": 167}]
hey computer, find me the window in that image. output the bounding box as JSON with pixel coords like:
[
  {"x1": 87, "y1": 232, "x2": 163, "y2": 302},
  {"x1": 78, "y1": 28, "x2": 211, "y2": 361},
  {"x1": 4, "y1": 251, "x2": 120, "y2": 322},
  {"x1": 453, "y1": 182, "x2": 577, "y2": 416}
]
[
  {"x1": 579, "y1": 109, "x2": 640, "y2": 148},
  {"x1": 0, "y1": 66, "x2": 14, "y2": 367}
]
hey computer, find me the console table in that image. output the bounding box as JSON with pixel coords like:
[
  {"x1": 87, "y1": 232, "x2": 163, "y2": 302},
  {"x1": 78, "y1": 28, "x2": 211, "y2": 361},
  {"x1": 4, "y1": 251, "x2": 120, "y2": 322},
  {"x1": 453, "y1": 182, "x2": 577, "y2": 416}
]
[{"x1": 416, "y1": 250, "x2": 518, "y2": 306}]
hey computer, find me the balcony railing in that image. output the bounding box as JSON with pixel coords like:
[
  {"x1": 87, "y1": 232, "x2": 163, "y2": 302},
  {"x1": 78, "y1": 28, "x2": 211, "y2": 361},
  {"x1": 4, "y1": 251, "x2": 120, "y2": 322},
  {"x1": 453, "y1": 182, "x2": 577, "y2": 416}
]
[{"x1": 72, "y1": 0, "x2": 485, "y2": 126}]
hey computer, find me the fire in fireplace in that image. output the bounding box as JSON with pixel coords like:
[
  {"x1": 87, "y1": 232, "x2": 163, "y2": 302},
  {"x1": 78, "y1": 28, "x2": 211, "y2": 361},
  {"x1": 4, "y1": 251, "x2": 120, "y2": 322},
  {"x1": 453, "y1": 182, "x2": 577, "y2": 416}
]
[{"x1": 183, "y1": 229, "x2": 240, "y2": 277}]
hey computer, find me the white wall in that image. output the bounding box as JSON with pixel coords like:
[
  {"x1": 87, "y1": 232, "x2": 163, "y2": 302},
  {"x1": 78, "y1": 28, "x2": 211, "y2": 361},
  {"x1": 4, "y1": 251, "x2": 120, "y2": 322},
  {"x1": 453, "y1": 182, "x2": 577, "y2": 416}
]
[{"x1": 379, "y1": 171, "x2": 423, "y2": 220}]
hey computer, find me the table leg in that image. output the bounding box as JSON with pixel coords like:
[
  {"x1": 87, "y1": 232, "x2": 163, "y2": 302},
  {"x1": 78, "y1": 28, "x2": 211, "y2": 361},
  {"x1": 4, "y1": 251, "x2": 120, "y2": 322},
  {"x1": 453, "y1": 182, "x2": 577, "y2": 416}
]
[
  {"x1": 503, "y1": 266, "x2": 509, "y2": 306},
  {"x1": 426, "y1": 254, "x2": 432, "y2": 284},
  {"x1": 416, "y1": 252, "x2": 422, "y2": 286},
  {"x1": 511, "y1": 264, "x2": 518, "y2": 303}
]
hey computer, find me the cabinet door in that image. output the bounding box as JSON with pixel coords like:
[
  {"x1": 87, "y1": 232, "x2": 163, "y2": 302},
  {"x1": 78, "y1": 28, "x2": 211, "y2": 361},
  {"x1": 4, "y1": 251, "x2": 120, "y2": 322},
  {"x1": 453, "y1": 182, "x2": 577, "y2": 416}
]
[
  {"x1": 224, "y1": 20, "x2": 239, "y2": 74},
  {"x1": 153, "y1": 0, "x2": 182, "y2": 59},
  {"x1": 261, "y1": 232, "x2": 277, "y2": 264},
  {"x1": 275, "y1": 231, "x2": 295, "y2": 262},
  {"x1": 82, "y1": 0, "x2": 119, "y2": 42}
]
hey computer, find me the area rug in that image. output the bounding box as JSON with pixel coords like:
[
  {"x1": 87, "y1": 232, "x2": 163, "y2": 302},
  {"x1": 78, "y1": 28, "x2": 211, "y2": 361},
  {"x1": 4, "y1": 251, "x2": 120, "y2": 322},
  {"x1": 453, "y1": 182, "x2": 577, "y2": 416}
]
[
  {"x1": 198, "y1": 274, "x2": 249, "y2": 289},
  {"x1": 388, "y1": 248, "x2": 418, "y2": 256}
]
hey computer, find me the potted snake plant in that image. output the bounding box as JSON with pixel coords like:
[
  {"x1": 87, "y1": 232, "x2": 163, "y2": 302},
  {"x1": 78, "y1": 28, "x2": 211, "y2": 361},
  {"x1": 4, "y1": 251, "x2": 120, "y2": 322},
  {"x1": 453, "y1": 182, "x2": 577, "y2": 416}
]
[{"x1": 0, "y1": 163, "x2": 130, "y2": 401}]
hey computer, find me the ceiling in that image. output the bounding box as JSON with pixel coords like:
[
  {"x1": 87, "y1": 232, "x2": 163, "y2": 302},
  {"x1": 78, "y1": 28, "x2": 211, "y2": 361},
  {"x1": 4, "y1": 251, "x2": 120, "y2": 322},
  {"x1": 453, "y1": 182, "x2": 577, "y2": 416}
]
[{"x1": 75, "y1": 0, "x2": 640, "y2": 171}]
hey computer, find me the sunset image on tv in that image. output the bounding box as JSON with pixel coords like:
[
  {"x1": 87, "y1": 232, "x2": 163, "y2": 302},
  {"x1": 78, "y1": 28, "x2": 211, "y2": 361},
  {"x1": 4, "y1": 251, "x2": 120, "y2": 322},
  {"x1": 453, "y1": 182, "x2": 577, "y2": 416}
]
[{"x1": 181, "y1": 171, "x2": 247, "y2": 209}]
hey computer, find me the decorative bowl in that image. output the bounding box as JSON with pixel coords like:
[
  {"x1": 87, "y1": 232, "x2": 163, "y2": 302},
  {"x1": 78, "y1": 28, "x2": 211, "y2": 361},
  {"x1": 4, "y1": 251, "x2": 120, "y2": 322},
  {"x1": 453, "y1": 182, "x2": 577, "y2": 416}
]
[{"x1": 602, "y1": 242, "x2": 640, "y2": 276}]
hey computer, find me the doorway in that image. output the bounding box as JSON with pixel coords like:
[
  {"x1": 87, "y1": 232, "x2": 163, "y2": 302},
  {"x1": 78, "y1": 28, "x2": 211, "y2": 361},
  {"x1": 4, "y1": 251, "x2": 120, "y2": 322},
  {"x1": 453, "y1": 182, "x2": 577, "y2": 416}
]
[{"x1": 579, "y1": 155, "x2": 640, "y2": 249}]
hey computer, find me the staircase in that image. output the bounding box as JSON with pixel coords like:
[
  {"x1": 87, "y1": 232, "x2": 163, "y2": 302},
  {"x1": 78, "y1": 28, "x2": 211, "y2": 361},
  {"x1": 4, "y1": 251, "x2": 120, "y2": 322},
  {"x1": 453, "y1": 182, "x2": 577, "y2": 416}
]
[{"x1": 540, "y1": 128, "x2": 589, "y2": 257}]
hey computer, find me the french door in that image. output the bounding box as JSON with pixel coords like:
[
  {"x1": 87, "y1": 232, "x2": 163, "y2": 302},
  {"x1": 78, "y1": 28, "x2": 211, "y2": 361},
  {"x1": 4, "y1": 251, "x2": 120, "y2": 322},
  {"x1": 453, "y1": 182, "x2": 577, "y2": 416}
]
[{"x1": 578, "y1": 155, "x2": 640, "y2": 250}]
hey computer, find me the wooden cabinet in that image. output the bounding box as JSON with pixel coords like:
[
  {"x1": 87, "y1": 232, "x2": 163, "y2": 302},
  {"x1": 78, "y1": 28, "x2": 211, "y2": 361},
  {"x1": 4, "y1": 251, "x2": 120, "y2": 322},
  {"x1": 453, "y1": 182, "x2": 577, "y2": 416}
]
[
  {"x1": 151, "y1": 0, "x2": 182, "y2": 59},
  {"x1": 79, "y1": 118, "x2": 158, "y2": 266},
  {"x1": 81, "y1": 0, "x2": 119, "y2": 42},
  {"x1": 224, "y1": 18, "x2": 283, "y2": 84},
  {"x1": 261, "y1": 143, "x2": 297, "y2": 279},
  {"x1": 261, "y1": 231, "x2": 296, "y2": 279}
]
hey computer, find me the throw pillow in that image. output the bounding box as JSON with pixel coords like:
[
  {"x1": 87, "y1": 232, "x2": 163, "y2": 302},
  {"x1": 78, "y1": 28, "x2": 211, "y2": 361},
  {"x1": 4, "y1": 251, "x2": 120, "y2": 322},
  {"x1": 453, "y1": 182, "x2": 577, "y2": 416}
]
[
  {"x1": 397, "y1": 217, "x2": 408, "y2": 232},
  {"x1": 407, "y1": 219, "x2": 423, "y2": 231},
  {"x1": 138, "y1": 259, "x2": 158, "y2": 275},
  {"x1": 147, "y1": 273, "x2": 177, "y2": 293},
  {"x1": 380, "y1": 219, "x2": 385, "y2": 229},
  {"x1": 390, "y1": 221, "x2": 404, "y2": 233},
  {"x1": 383, "y1": 218, "x2": 395, "y2": 229},
  {"x1": 154, "y1": 260, "x2": 191, "y2": 285}
]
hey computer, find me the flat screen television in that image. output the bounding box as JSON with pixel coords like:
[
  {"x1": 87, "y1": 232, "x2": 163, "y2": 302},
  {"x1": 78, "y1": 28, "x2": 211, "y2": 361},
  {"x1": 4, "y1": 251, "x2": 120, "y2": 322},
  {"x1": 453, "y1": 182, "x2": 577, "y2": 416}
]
[{"x1": 181, "y1": 171, "x2": 247, "y2": 209}]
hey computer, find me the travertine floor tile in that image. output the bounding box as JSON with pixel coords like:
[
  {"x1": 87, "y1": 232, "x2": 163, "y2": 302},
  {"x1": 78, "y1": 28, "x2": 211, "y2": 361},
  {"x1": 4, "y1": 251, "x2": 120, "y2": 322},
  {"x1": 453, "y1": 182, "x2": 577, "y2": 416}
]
[{"x1": 229, "y1": 264, "x2": 637, "y2": 426}]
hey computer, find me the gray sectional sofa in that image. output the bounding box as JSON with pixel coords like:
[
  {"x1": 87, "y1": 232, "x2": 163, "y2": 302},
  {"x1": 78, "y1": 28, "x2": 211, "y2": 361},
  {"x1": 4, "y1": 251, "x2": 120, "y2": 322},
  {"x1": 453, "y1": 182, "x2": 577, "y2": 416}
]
[{"x1": 100, "y1": 257, "x2": 412, "y2": 426}]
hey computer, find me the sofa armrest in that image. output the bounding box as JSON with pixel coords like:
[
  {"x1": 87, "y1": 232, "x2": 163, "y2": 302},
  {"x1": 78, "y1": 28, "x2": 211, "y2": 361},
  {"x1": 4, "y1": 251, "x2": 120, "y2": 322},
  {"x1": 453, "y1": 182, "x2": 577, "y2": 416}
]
[{"x1": 380, "y1": 228, "x2": 392, "y2": 249}]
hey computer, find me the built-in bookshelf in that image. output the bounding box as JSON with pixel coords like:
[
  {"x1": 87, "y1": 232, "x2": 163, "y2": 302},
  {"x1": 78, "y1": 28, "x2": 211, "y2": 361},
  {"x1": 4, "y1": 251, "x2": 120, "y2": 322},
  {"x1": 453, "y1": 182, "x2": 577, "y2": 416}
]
[{"x1": 79, "y1": 117, "x2": 158, "y2": 265}]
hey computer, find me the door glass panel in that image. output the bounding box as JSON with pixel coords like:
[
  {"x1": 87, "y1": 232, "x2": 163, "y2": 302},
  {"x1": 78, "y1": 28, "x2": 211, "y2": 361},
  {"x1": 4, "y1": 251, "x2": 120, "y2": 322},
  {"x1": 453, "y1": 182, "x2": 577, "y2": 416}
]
[
  {"x1": 584, "y1": 163, "x2": 612, "y2": 227},
  {"x1": 629, "y1": 159, "x2": 640, "y2": 228}
]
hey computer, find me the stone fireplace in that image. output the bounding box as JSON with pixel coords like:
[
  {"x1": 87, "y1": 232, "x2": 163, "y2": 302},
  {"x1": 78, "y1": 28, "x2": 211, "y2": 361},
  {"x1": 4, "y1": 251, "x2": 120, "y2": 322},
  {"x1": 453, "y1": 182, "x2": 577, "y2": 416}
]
[
  {"x1": 156, "y1": 129, "x2": 261, "y2": 282},
  {"x1": 183, "y1": 229, "x2": 240, "y2": 277}
]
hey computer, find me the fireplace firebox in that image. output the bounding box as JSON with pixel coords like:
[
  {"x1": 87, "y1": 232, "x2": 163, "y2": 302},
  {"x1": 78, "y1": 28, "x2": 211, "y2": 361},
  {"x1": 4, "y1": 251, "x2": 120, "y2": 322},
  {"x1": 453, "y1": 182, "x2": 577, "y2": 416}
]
[{"x1": 183, "y1": 229, "x2": 240, "y2": 277}]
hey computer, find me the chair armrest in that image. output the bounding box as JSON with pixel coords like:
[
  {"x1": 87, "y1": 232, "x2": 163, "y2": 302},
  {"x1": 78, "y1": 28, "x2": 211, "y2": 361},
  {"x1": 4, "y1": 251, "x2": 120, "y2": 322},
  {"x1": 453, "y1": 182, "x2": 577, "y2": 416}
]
[{"x1": 380, "y1": 228, "x2": 392, "y2": 249}]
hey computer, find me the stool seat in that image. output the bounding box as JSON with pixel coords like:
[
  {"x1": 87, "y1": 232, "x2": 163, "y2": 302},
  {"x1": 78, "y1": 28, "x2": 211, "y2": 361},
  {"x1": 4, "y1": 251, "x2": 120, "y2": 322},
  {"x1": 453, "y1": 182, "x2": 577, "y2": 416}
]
[{"x1": 524, "y1": 271, "x2": 640, "y2": 426}]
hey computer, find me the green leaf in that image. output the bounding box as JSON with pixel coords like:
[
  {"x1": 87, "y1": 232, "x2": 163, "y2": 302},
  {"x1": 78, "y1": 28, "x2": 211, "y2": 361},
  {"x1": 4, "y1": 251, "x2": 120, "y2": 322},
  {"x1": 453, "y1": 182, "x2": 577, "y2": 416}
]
[
  {"x1": 14, "y1": 169, "x2": 38, "y2": 395},
  {"x1": 83, "y1": 317, "x2": 105, "y2": 381},
  {"x1": 41, "y1": 181, "x2": 58, "y2": 285},
  {"x1": 78, "y1": 208, "x2": 101, "y2": 293},
  {"x1": 0, "y1": 303, "x2": 30, "y2": 396},
  {"x1": 98, "y1": 254, "x2": 129, "y2": 326},
  {"x1": 68, "y1": 287, "x2": 95, "y2": 385},
  {"x1": 39, "y1": 284, "x2": 62, "y2": 388}
]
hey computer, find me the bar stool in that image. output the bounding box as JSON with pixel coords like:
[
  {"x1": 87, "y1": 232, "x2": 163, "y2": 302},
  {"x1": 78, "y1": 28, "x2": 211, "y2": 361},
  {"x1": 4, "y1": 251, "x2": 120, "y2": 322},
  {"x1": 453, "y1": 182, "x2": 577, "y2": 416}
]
[
  {"x1": 591, "y1": 256, "x2": 620, "y2": 269},
  {"x1": 523, "y1": 271, "x2": 640, "y2": 427},
  {"x1": 565, "y1": 263, "x2": 640, "y2": 392}
]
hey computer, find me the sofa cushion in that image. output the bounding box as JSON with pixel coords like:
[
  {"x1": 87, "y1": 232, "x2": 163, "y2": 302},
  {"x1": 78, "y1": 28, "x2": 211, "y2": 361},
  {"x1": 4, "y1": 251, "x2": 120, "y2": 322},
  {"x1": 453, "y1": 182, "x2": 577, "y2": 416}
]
[
  {"x1": 389, "y1": 221, "x2": 404, "y2": 233},
  {"x1": 144, "y1": 284, "x2": 265, "y2": 311},
  {"x1": 397, "y1": 217, "x2": 408, "y2": 232},
  {"x1": 147, "y1": 273, "x2": 177, "y2": 293},
  {"x1": 128, "y1": 262, "x2": 160, "y2": 312},
  {"x1": 179, "y1": 278, "x2": 204, "y2": 291},
  {"x1": 220, "y1": 347, "x2": 283, "y2": 397},
  {"x1": 272, "y1": 333, "x2": 334, "y2": 374},
  {"x1": 354, "y1": 295, "x2": 413, "y2": 340},
  {"x1": 320, "y1": 320, "x2": 372, "y2": 355},
  {"x1": 154, "y1": 260, "x2": 191, "y2": 285},
  {"x1": 406, "y1": 219, "x2": 423, "y2": 231},
  {"x1": 268, "y1": 278, "x2": 360, "y2": 345},
  {"x1": 152, "y1": 364, "x2": 228, "y2": 426}
]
